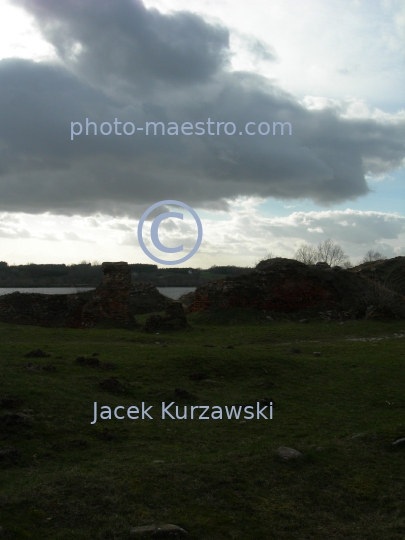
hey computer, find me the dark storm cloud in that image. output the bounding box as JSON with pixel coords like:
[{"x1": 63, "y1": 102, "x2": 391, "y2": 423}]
[
  {"x1": 0, "y1": 0, "x2": 404, "y2": 216},
  {"x1": 13, "y1": 0, "x2": 230, "y2": 90}
]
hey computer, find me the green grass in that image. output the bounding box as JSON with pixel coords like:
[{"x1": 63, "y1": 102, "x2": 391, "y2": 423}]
[{"x1": 0, "y1": 314, "x2": 405, "y2": 539}]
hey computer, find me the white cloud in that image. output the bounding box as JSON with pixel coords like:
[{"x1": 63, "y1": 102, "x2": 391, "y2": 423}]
[
  {"x1": 0, "y1": 1, "x2": 56, "y2": 62},
  {"x1": 0, "y1": 204, "x2": 404, "y2": 266},
  {"x1": 142, "y1": 0, "x2": 405, "y2": 108}
]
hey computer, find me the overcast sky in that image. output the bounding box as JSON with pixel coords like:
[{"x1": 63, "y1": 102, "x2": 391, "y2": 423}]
[{"x1": 0, "y1": 0, "x2": 404, "y2": 267}]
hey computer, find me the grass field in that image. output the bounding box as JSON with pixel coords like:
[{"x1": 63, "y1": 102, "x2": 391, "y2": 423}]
[{"x1": 1, "y1": 312, "x2": 404, "y2": 539}]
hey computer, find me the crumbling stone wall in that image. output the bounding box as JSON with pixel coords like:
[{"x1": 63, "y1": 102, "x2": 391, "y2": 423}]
[
  {"x1": 189, "y1": 258, "x2": 405, "y2": 315},
  {"x1": 350, "y1": 256, "x2": 405, "y2": 297},
  {"x1": 129, "y1": 282, "x2": 172, "y2": 314},
  {"x1": 0, "y1": 290, "x2": 93, "y2": 328}
]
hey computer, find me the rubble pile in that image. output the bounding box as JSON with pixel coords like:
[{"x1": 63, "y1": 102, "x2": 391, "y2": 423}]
[{"x1": 188, "y1": 258, "x2": 405, "y2": 317}]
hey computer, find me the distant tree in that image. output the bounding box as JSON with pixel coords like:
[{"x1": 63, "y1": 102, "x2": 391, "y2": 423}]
[
  {"x1": 362, "y1": 250, "x2": 386, "y2": 263},
  {"x1": 316, "y1": 239, "x2": 350, "y2": 266},
  {"x1": 295, "y1": 239, "x2": 350, "y2": 266},
  {"x1": 295, "y1": 244, "x2": 318, "y2": 265}
]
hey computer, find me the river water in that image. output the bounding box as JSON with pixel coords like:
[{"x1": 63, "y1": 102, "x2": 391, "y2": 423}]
[{"x1": 0, "y1": 286, "x2": 195, "y2": 301}]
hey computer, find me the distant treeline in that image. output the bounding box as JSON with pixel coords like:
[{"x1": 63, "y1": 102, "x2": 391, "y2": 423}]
[{"x1": 0, "y1": 262, "x2": 250, "y2": 288}]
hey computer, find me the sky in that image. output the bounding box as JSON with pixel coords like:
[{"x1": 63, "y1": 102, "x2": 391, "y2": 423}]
[{"x1": 0, "y1": 0, "x2": 404, "y2": 267}]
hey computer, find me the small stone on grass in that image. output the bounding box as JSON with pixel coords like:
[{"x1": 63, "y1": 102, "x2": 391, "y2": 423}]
[
  {"x1": 276, "y1": 447, "x2": 303, "y2": 460},
  {"x1": 392, "y1": 438, "x2": 405, "y2": 446},
  {"x1": 23, "y1": 349, "x2": 50, "y2": 358},
  {"x1": 99, "y1": 377, "x2": 125, "y2": 393},
  {"x1": 130, "y1": 523, "x2": 187, "y2": 537}
]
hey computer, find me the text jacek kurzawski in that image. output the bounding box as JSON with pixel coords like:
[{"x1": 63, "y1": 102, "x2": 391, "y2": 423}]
[{"x1": 91, "y1": 402, "x2": 273, "y2": 424}]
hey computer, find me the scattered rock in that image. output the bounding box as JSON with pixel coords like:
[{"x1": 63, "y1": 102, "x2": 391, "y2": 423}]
[
  {"x1": 313, "y1": 352, "x2": 322, "y2": 357},
  {"x1": 266, "y1": 316, "x2": 273, "y2": 320},
  {"x1": 315, "y1": 447, "x2": 324, "y2": 452},
  {"x1": 0, "y1": 396, "x2": 23, "y2": 409},
  {"x1": 392, "y1": 438, "x2": 405, "y2": 446},
  {"x1": 276, "y1": 447, "x2": 303, "y2": 460},
  {"x1": 174, "y1": 388, "x2": 195, "y2": 400},
  {"x1": 22, "y1": 363, "x2": 56, "y2": 372},
  {"x1": 23, "y1": 349, "x2": 50, "y2": 358},
  {"x1": 259, "y1": 397, "x2": 273, "y2": 406},
  {"x1": 189, "y1": 373, "x2": 209, "y2": 381},
  {"x1": 99, "y1": 377, "x2": 125, "y2": 393},
  {"x1": 130, "y1": 523, "x2": 188, "y2": 537},
  {"x1": 76, "y1": 357, "x2": 116, "y2": 370},
  {"x1": 351, "y1": 433, "x2": 366, "y2": 439},
  {"x1": 0, "y1": 413, "x2": 32, "y2": 428},
  {"x1": 0, "y1": 446, "x2": 22, "y2": 464},
  {"x1": 286, "y1": 348, "x2": 301, "y2": 354},
  {"x1": 77, "y1": 356, "x2": 100, "y2": 367},
  {"x1": 299, "y1": 318, "x2": 309, "y2": 323}
]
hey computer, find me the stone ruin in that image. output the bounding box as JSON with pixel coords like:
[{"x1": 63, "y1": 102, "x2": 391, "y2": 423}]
[
  {"x1": 81, "y1": 262, "x2": 136, "y2": 328},
  {"x1": 0, "y1": 262, "x2": 173, "y2": 329},
  {"x1": 1, "y1": 257, "x2": 403, "y2": 328},
  {"x1": 129, "y1": 281, "x2": 171, "y2": 314},
  {"x1": 188, "y1": 257, "x2": 405, "y2": 318}
]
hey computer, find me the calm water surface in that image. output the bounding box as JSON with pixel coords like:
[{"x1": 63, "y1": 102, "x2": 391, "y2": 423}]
[
  {"x1": 157, "y1": 287, "x2": 195, "y2": 300},
  {"x1": 0, "y1": 286, "x2": 195, "y2": 300}
]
